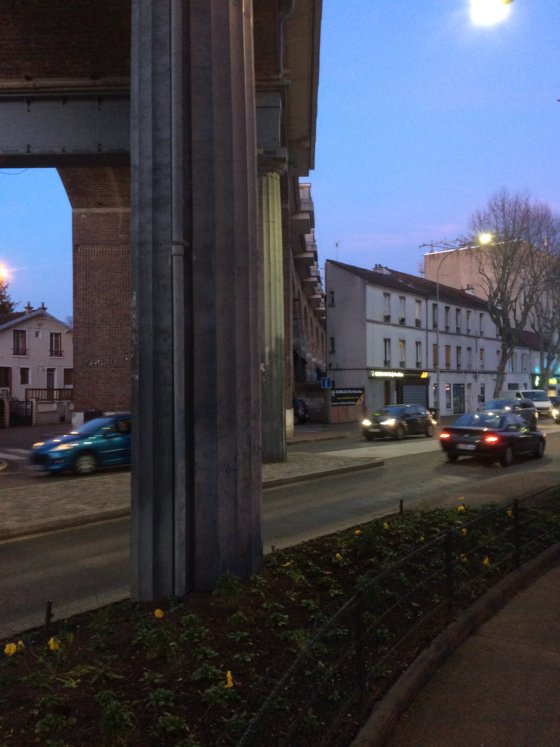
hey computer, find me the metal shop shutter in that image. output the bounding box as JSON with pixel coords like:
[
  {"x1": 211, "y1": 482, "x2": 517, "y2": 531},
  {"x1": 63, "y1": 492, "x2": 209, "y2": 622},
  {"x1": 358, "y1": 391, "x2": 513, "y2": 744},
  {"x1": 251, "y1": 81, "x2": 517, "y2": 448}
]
[{"x1": 402, "y1": 384, "x2": 427, "y2": 406}]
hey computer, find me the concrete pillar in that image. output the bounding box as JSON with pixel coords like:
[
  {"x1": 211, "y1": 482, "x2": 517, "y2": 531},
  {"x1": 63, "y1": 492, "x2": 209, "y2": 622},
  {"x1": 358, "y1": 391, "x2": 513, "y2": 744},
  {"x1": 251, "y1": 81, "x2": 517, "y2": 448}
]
[
  {"x1": 260, "y1": 171, "x2": 286, "y2": 462},
  {"x1": 130, "y1": 0, "x2": 262, "y2": 599}
]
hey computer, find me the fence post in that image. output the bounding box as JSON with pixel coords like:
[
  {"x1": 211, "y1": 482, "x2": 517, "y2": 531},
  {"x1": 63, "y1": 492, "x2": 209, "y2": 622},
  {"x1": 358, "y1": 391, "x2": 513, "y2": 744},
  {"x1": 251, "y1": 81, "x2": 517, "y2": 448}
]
[
  {"x1": 353, "y1": 592, "x2": 366, "y2": 716},
  {"x1": 513, "y1": 499, "x2": 521, "y2": 568},
  {"x1": 445, "y1": 532, "x2": 454, "y2": 623}
]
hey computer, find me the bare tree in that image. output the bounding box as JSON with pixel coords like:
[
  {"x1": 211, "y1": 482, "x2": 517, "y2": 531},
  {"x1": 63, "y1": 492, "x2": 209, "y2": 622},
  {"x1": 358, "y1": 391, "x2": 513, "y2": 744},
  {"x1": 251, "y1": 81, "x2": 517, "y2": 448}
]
[
  {"x1": 469, "y1": 189, "x2": 553, "y2": 396},
  {"x1": 527, "y1": 225, "x2": 560, "y2": 386}
]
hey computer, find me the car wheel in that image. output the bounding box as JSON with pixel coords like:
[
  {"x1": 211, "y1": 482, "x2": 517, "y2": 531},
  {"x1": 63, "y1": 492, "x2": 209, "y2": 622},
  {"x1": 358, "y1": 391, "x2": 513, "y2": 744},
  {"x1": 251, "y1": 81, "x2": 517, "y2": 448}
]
[
  {"x1": 533, "y1": 439, "x2": 545, "y2": 459},
  {"x1": 74, "y1": 452, "x2": 98, "y2": 475},
  {"x1": 500, "y1": 445, "x2": 514, "y2": 467},
  {"x1": 365, "y1": 433, "x2": 374, "y2": 441},
  {"x1": 394, "y1": 425, "x2": 405, "y2": 440},
  {"x1": 425, "y1": 423, "x2": 434, "y2": 437},
  {"x1": 555, "y1": 418, "x2": 560, "y2": 425},
  {"x1": 447, "y1": 453, "x2": 459, "y2": 463}
]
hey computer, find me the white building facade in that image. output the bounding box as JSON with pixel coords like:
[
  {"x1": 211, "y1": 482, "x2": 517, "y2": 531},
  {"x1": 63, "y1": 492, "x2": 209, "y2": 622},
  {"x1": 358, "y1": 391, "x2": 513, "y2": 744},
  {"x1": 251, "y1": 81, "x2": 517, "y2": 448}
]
[
  {"x1": 0, "y1": 305, "x2": 73, "y2": 401},
  {"x1": 326, "y1": 261, "x2": 536, "y2": 418}
]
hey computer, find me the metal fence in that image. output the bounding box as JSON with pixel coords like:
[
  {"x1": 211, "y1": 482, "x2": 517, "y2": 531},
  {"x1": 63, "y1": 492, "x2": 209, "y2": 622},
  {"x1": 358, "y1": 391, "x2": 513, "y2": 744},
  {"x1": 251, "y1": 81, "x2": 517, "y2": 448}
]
[{"x1": 237, "y1": 487, "x2": 560, "y2": 747}]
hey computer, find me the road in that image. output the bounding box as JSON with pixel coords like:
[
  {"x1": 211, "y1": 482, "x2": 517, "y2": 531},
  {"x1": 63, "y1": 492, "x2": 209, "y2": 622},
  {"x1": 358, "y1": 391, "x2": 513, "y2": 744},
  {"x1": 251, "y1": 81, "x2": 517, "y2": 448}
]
[{"x1": 1, "y1": 425, "x2": 560, "y2": 638}]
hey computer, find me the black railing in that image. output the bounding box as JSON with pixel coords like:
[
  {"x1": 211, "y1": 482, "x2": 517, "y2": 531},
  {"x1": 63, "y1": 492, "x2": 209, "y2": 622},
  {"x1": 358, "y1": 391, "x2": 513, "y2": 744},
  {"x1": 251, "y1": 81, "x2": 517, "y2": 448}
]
[{"x1": 237, "y1": 488, "x2": 560, "y2": 746}]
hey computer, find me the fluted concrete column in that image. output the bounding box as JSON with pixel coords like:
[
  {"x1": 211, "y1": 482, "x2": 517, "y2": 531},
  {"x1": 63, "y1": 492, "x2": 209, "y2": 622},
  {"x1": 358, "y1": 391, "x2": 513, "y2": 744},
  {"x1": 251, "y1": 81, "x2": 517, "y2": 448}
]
[
  {"x1": 130, "y1": 0, "x2": 262, "y2": 599},
  {"x1": 260, "y1": 171, "x2": 286, "y2": 462}
]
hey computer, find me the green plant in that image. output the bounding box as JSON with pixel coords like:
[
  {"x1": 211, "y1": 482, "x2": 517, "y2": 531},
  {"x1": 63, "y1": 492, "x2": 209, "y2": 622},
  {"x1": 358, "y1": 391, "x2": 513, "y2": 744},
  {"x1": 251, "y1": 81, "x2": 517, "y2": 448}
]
[{"x1": 96, "y1": 690, "x2": 136, "y2": 746}]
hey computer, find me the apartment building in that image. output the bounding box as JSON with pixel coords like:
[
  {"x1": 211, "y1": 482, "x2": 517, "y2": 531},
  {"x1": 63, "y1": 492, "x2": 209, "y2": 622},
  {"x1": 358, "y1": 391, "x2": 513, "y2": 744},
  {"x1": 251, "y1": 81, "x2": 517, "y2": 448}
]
[{"x1": 325, "y1": 261, "x2": 535, "y2": 418}]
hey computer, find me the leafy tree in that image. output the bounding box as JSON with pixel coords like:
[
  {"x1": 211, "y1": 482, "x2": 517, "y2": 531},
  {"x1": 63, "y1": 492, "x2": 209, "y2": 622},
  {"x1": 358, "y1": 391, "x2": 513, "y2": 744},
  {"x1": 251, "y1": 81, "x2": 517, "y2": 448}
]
[
  {"x1": 0, "y1": 278, "x2": 15, "y2": 315},
  {"x1": 469, "y1": 189, "x2": 555, "y2": 396}
]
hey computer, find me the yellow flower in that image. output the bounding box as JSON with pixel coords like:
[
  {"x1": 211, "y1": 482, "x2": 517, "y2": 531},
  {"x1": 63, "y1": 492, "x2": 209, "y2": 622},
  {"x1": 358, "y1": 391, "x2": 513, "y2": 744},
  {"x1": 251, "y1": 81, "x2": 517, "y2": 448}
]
[
  {"x1": 482, "y1": 556, "x2": 491, "y2": 568},
  {"x1": 281, "y1": 561, "x2": 293, "y2": 567},
  {"x1": 48, "y1": 637, "x2": 61, "y2": 652},
  {"x1": 4, "y1": 642, "x2": 17, "y2": 657},
  {"x1": 335, "y1": 552, "x2": 343, "y2": 562},
  {"x1": 457, "y1": 505, "x2": 465, "y2": 513},
  {"x1": 224, "y1": 670, "x2": 234, "y2": 689},
  {"x1": 153, "y1": 608, "x2": 165, "y2": 619},
  {"x1": 354, "y1": 529, "x2": 362, "y2": 536},
  {"x1": 383, "y1": 521, "x2": 389, "y2": 530},
  {"x1": 461, "y1": 527, "x2": 468, "y2": 536}
]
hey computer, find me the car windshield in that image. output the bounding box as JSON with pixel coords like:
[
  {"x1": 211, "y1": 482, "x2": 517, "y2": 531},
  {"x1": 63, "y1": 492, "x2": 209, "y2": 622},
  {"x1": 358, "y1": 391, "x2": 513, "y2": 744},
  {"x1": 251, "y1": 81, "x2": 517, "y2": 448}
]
[
  {"x1": 453, "y1": 412, "x2": 502, "y2": 428},
  {"x1": 374, "y1": 405, "x2": 406, "y2": 416},
  {"x1": 74, "y1": 417, "x2": 116, "y2": 437},
  {"x1": 523, "y1": 391, "x2": 549, "y2": 402},
  {"x1": 484, "y1": 400, "x2": 513, "y2": 410}
]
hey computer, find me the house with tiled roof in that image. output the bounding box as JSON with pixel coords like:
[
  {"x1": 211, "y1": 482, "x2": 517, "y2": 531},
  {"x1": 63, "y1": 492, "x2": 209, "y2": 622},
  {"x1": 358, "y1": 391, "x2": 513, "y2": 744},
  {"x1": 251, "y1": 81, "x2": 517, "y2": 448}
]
[
  {"x1": 0, "y1": 303, "x2": 73, "y2": 424},
  {"x1": 325, "y1": 261, "x2": 535, "y2": 418}
]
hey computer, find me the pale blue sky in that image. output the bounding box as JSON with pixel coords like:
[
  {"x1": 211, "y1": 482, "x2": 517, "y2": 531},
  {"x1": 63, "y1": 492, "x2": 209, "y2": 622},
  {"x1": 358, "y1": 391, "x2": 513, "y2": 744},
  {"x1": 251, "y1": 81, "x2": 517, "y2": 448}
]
[{"x1": 0, "y1": 1, "x2": 559, "y2": 320}]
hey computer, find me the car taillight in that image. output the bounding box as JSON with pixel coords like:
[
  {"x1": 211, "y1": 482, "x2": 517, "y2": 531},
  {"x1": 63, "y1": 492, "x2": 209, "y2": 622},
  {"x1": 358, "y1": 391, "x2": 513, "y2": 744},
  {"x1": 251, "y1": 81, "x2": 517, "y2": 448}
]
[
  {"x1": 484, "y1": 434, "x2": 500, "y2": 444},
  {"x1": 440, "y1": 432, "x2": 451, "y2": 440}
]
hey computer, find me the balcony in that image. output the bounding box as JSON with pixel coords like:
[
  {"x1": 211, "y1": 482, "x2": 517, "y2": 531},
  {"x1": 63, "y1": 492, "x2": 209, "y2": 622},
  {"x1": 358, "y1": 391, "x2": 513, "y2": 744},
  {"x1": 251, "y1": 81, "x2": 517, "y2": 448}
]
[
  {"x1": 399, "y1": 317, "x2": 406, "y2": 325},
  {"x1": 383, "y1": 314, "x2": 391, "y2": 322},
  {"x1": 13, "y1": 347, "x2": 28, "y2": 356},
  {"x1": 49, "y1": 349, "x2": 63, "y2": 357}
]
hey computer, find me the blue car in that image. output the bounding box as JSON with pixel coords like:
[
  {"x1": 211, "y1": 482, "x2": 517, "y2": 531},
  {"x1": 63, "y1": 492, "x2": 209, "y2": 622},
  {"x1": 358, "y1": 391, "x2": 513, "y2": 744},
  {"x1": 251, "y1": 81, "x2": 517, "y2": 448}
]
[{"x1": 30, "y1": 414, "x2": 131, "y2": 475}]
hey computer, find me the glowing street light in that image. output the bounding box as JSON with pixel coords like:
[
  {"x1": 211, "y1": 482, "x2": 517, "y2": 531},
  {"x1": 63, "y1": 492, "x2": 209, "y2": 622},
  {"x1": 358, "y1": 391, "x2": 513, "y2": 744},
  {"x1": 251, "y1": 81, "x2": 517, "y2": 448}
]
[
  {"x1": 470, "y1": 0, "x2": 513, "y2": 27},
  {"x1": 0, "y1": 262, "x2": 11, "y2": 282}
]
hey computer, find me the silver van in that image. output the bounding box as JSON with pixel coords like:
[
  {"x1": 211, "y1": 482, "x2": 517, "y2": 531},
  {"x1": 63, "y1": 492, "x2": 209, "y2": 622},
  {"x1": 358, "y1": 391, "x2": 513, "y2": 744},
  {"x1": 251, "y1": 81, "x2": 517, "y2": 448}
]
[{"x1": 515, "y1": 389, "x2": 552, "y2": 417}]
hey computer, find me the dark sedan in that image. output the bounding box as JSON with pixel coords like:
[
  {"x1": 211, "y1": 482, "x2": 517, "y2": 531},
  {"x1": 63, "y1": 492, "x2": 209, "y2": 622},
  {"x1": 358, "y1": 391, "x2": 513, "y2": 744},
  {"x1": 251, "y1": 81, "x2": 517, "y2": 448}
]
[
  {"x1": 361, "y1": 404, "x2": 436, "y2": 441},
  {"x1": 480, "y1": 397, "x2": 538, "y2": 430},
  {"x1": 439, "y1": 411, "x2": 545, "y2": 466}
]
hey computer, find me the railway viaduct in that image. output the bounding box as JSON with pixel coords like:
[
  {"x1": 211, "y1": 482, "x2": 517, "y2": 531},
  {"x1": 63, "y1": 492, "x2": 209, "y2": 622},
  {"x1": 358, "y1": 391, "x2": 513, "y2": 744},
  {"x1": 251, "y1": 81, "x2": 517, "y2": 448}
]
[{"x1": 0, "y1": 1, "x2": 323, "y2": 599}]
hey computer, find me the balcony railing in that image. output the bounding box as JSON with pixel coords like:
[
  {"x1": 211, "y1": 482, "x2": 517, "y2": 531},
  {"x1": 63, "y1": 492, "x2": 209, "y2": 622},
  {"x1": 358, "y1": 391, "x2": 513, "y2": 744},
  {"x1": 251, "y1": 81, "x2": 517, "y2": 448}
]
[
  {"x1": 13, "y1": 347, "x2": 28, "y2": 356},
  {"x1": 49, "y1": 349, "x2": 64, "y2": 357},
  {"x1": 25, "y1": 388, "x2": 73, "y2": 401}
]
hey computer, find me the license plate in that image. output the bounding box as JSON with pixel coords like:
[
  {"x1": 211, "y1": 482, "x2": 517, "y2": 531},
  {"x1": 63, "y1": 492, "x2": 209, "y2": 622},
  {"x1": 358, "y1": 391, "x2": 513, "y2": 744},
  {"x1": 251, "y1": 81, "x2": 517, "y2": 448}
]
[{"x1": 457, "y1": 444, "x2": 476, "y2": 451}]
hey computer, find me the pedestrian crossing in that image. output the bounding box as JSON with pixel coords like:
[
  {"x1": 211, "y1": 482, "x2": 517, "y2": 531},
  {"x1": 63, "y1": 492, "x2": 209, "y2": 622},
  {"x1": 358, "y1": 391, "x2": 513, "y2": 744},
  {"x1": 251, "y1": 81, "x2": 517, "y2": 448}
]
[{"x1": 0, "y1": 448, "x2": 30, "y2": 463}]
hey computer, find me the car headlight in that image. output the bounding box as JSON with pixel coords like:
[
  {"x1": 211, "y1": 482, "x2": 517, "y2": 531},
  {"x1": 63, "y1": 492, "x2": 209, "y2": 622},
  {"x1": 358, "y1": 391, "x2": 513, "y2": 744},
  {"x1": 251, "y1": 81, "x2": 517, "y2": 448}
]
[
  {"x1": 380, "y1": 418, "x2": 397, "y2": 426},
  {"x1": 32, "y1": 441, "x2": 45, "y2": 448},
  {"x1": 50, "y1": 443, "x2": 77, "y2": 452},
  {"x1": 362, "y1": 418, "x2": 372, "y2": 427},
  {"x1": 553, "y1": 408, "x2": 559, "y2": 418}
]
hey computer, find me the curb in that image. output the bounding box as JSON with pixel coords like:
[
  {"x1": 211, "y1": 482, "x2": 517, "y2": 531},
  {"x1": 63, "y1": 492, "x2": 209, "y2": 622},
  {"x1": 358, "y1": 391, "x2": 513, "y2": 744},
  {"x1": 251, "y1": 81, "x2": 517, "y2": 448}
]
[
  {"x1": 262, "y1": 459, "x2": 383, "y2": 488},
  {"x1": 0, "y1": 507, "x2": 131, "y2": 542},
  {"x1": 351, "y1": 542, "x2": 560, "y2": 747}
]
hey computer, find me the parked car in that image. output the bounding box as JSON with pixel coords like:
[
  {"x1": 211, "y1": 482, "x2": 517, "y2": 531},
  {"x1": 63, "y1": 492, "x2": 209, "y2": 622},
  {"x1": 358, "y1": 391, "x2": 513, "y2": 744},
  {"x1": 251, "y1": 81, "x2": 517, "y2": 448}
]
[
  {"x1": 549, "y1": 396, "x2": 560, "y2": 423},
  {"x1": 439, "y1": 411, "x2": 545, "y2": 466},
  {"x1": 30, "y1": 413, "x2": 131, "y2": 475},
  {"x1": 293, "y1": 398, "x2": 310, "y2": 425},
  {"x1": 480, "y1": 398, "x2": 538, "y2": 430},
  {"x1": 361, "y1": 404, "x2": 435, "y2": 441}
]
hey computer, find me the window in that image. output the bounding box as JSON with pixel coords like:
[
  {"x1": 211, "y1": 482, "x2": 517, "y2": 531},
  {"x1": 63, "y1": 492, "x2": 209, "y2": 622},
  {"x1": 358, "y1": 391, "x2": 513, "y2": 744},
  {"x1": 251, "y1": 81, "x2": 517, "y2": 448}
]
[
  {"x1": 399, "y1": 296, "x2": 406, "y2": 324},
  {"x1": 383, "y1": 338, "x2": 391, "y2": 366},
  {"x1": 466, "y1": 310, "x2": 471, "y2": 333},
  {"x1": 0, "y1": 367, "x2": 10, "y2": 387},
  {"x1": 63, "y1": 368, "x2": 73, "y2": 386},
  {"x1": 455, "y1": 308, "x2": 461, "y2": 333},
  {"x1": 415, "y1": 299, "x2": 422, "y2": 327},
  {"x1": 480, "y1": 347, "x2": 485, "y2": 369},
  {"x1": 50, "y1": 332, "x2": 63, "y2": 357},
  {"x1": 20, "y1": 368, "x2": 29, "y2": 386},
  {"x1": 13, "y1": 329, "x2": 27, "y2": 356},
  {"x1": 415, "y1": 341, "x2": 422, "y2": 367},
  {"x1": 479, "y1": 312, "x2": 484, "y2": 335},
  {"x1": 466, "y1": 347, "x2": 472, "y2": 369},
  {"x1": 399, "y1": 339, "x2": 406, "y2": 366},
  {"x1": 329, "y1": 337, "x2": 336, "y2": 353},
  {"x1": 383, "y1": 293, "x2": 391, "y2": 321},
  {"x1": 432, "y1": 303, "x2": 438, "y2": 329},
  {"x1": 46, "y1": 368, "x2": 55, "y2": 389},
  {"x1": 432, "y1": 343, "x2": 438, "y2": 368},
  {"x1": 444, "y1": 306, "x2": 450, "y2": 331},
  {"x1": 456, "y1": 346, "x2": 462, "y2": 369},
  {"x1": 328, "y1": 291, "x2": 335, "y2": 306},
  {"x1": 445, "y1": 345, "x2": 451, "y2": 369}
]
